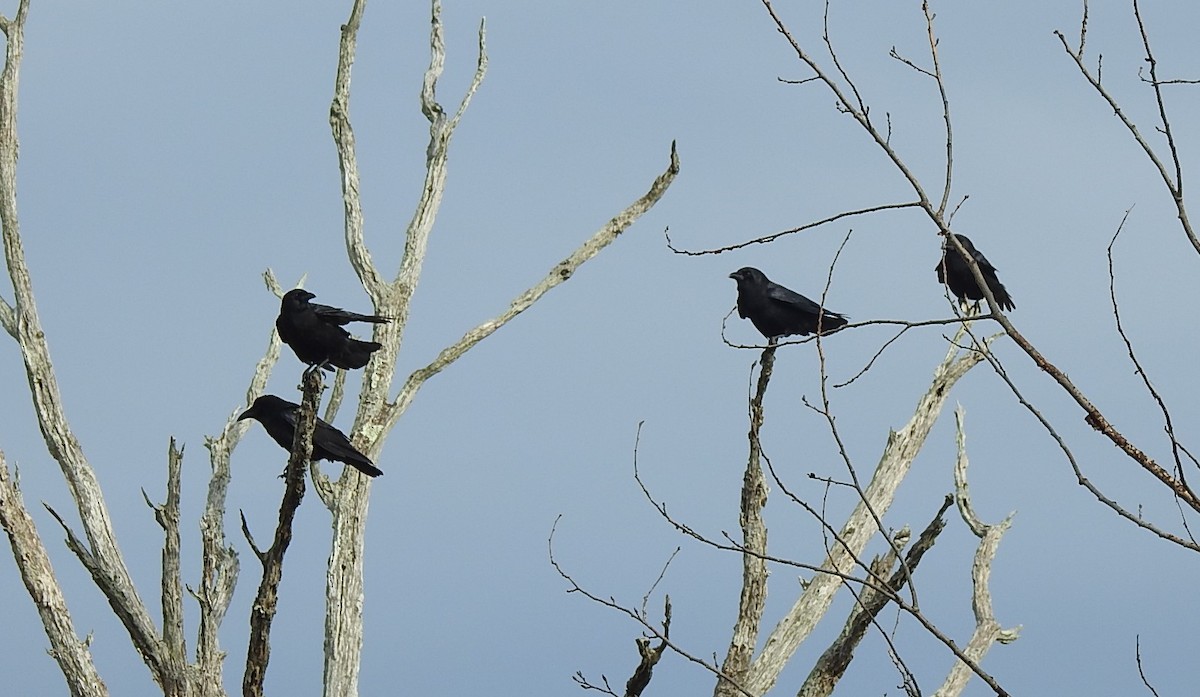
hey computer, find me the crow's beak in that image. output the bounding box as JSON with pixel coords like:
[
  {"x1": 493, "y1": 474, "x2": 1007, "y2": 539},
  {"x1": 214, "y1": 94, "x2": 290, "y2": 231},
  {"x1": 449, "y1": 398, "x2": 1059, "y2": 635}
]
[
  {"x1": 237, "y1": 408, "x2": 253, "y2": 421},
  {"x1": 729, "y1": 272, "x2": 739, "y2": 280}
]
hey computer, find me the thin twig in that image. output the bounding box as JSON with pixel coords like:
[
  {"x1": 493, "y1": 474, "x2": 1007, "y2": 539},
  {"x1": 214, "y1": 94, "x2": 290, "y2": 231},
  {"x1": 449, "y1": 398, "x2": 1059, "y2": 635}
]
[
  {"x1": 1106, "y1": 211, "x2": 1190, "y2": 491},
  {"x1": 1134, "y1": 636, "x2": 1162, "y2": 697},
  {"x1": 813, "y1": 231, "x2": 921, "y2": 610},
  {"x1": 664, "y1": 201, "x2": 921, "y2": 256},
  {"x1": 548, "y1": 517, "x2": 755, "y2": 697},
  {"x1": 1055, "y1": 7, "x2": 1199, "y2": 255}
]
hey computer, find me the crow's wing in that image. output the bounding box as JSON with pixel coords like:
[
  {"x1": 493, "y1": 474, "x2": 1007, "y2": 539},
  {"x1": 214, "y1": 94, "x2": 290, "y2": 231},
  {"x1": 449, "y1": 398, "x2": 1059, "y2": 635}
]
[
  {"x1": 312, "y1": 421, "x2": 383, "y2": 476},
  {"x1": 274, "y1": 403, "x2": 345, "y2": 434},
  {"x1": 313, "y1": 422, "x2": 360, "y2": 458},
  {"x1": 764, "y1": 282, "x2": 823, "y2": 315},
  {"x1": 275, "y1": 403, "x2": 300, "y2": 428},
  {"x1": 948, "y1": 236, "x2": 999, "y2": 272},
  {"x1": 311, "y1": 302, "x2": 390, "y2": 326},
  {"x1": 969, "y1": 247, "x2": 999, "y2": 272},
  {"x1": 276, "y1": 406, "x2": 353, "y2": 455}
]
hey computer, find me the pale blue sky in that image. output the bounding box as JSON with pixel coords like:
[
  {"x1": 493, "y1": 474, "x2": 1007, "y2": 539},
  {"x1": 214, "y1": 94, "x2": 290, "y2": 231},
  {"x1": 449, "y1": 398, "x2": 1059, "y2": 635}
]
[{"x1": 2, "y1": 1, "x2": 1199, "y2": 695}]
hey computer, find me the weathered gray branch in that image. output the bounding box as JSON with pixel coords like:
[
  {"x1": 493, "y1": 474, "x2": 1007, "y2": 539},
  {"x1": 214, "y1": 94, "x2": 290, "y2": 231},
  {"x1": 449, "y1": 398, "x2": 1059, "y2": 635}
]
[
  {"x1": 148, "y1": 440, "x2": 187, "y2": 693},
  {"x1": 0, "y1": 451, "x2": 108, "y2": 697},
  {"x1": 330, "y1": 0, "x2": 381, "y2": 298},
  {"x1": 384, "y1": 140, "x2": 680, "y2": 436},
  {"x1": 934, "y1": 406, "x2": 1019, "y2": 697},
  {"x1": 367, "y1": 0, "x2": 489, "y2": 426},
  {"x1": 320, "y1": 0, "x2": 486, "y2": 691},
  {"x1": 716, "y1": 347, "x2": 773, "y2": 695}
]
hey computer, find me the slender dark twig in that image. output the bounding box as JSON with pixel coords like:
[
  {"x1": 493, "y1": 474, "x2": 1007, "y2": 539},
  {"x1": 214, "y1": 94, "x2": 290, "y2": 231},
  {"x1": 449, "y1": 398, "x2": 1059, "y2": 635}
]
[
  {"x1": 1106, "y1": 211, "x2": 1192, "y2": 495},
  {"x1": 1135, "y1": 636, "x2": 1163, "y2": 697},
  {"x1": 548, "y1": 517, "x2": 755, "y2": 697},
  {"x1": 665, "y1": 202, "x2": 921, "y2": 256}
]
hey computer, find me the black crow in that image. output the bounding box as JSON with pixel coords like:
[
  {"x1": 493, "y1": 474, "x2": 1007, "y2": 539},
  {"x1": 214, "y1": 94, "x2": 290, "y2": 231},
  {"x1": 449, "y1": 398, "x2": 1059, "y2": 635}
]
[
  {"x1": 276, "y1": 289, "x2": 391, "y2": 371},
  {"x1": 729, "y1": 267, "x2": 848, "y2": 339},
  {"x1": 935, "y1": 234, "x2": 1015, "y2": 311},
  {"x1": 238, "y1": 394, "x2": 383, "y2": 478}
]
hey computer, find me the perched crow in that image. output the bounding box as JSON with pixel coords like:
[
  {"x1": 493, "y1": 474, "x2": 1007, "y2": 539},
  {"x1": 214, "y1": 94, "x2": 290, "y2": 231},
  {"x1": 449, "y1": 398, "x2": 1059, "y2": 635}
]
[
  {"x1": 276, "y1": 289, "x2": 391, "y2": 371},
  {"x1": 238, "y1": 394, "x2": 383, "y2": 477},
  {"x1": 935, "y1": 234, "x2": 1015, "y2": 311},
  {"x1": 729, "y1": 267, "x2": 848, "y2": 339}
]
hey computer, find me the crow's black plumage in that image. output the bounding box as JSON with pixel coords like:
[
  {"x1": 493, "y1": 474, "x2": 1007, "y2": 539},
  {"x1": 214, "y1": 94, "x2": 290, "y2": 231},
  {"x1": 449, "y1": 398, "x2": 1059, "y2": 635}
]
[
  {"x1": 276, "y1": 289, "x2": 391, "y2": 371},
  {"x1": 729, "y1": 267, "x2": 848, "y2": 339},
  {"x1": 238, "y1": 394, "x2": 383, "y2": 478},
  {"x1": 935, "y1": 234, "x2": 1015, "y2": 311}
]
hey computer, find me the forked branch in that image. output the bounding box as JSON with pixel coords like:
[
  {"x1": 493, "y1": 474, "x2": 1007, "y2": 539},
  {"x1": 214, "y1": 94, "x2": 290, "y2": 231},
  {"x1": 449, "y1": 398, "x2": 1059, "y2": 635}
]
[
  {"x1": 936, "y1": 406, "x2": 1019, "y2": 696},
  {"x1": 1054, "y1": 0, "x2": 1197, "y2": 255}
]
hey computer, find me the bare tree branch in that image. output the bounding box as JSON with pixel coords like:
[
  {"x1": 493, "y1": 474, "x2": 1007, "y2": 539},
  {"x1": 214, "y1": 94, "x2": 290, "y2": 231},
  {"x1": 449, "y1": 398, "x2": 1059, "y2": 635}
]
[
  {"x1": 243, "y1": 369, "x2": 323, "y2": 697},
  {"x1": 716, "y1": 346, "x2": 774, "y2": 694},
  {"x1": 383, "y1": 141, "x2": 681, "y2": 435},
  {"x1": 810, "y1": 231, "x2": 922, "y2": 609},
  {"x1": 720, "y1": 314, "x2": 984, "y2": 353},
  {"x1": 1055, "y1": 1, "x2": 1198, "y2": 255},
  {"x1": 319, "y1": 1, "x2": 487, "y2": 691},
  {"x1": 549, "y1": 517, "x2": 755, "y2": 697},
  {"x1": 921, "y1": 0, "x2": 955, "y2": 218},
  {"x1": 967, "y1": 324, "x2": 1200, "y2": 551},
  {"x1": 0, "y1": 451, "x2": 108, "y2": 697},
  {"x1": 761, "y1": 452, "x2": 902, "y2": 598},
  {"x1": 1134, "y1": 636, "x2": 1163, "y2": 697},
  {"x1": 329, "y1": 0, "x2": 381, "y2": 298},
  {"x1": 1131, "y1": 0, "x2": 1184, "y2": 211},
  {"x1": 623, "y1": 597, "x2": 671, "y2": 697},
  {"x1": 759, "y1": 0, "x2": 945, "y2": 233},
  {"x1": 1001, "y1": 313, "x2": 1200, "y2": 512},
  {"x1": 1106, "y1": 211, "x2": 1192, "y2": 487},
  {"x1": 665, "y1": 201, "x2": 920, "y2": 255},
  {"x1": 935, "y1": 406, "x2": 1019, "y2": 696},
  {"x1": 151, "y1": 440, "x2": 187, "y2": 689}
]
